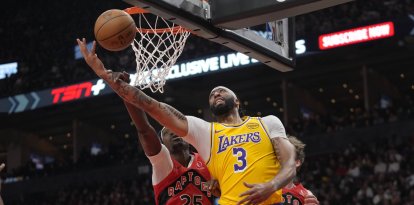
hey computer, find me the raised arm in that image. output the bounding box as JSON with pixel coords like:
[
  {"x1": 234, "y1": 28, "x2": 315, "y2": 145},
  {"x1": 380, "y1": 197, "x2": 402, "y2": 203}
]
[
  {"x1": 125, "y1": 100, "x2": 175, "y2": 185},
  {"x1": 77, "y1": 38, "x2": 188, "y2": 137},
  {"x1": 123, "y1": 100, "x2": 161, "y2": 156},
  {"x1": 239, "y1": 116, "x2": 296, "y2": 205}
]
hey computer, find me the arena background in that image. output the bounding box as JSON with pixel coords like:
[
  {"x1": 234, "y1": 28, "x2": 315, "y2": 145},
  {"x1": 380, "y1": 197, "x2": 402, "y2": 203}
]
[{"x1": 0, "y1": 0, "x2": 414, "y2": 204}]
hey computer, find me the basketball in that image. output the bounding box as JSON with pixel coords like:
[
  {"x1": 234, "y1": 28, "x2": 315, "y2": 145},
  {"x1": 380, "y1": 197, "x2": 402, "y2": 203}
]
[{"x1": 94, "y1": 9, "x2": 136, "y2": 51}]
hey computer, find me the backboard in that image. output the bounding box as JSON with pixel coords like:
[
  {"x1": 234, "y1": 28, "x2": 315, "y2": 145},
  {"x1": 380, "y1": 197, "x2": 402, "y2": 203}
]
[{"x1": 123, "y1": 0, "x2": 353, "y2": 72}]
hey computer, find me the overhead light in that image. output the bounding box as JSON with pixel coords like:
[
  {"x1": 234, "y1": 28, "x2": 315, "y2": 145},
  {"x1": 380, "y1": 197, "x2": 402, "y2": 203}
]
[
  {"x1": 411, "y1": 85, "x2": 414, "y2": 90},
  {"x1": 130, "y1": 121, "x2": 134, "y2": 126},
  {"x1": 63, "y1": 145, "x2": 68, "y2": 149},
  {"x1": 49, "y1": 136, "x2": 53, "y2": 141},
  {"x1": 400, "y1": 73, "x2": 405, "y2": 79},
  {"x1": 342, "y1": 83, "x2": 348, "y2": 88},
  {"x1": 272, "y1": 102, "x2": 278, "y2": 107},
  {"x1": 355, "y1": 95, "x2": 360, "y2": 100},
  {"x1": 124, "y1": 134, "x2": 130, "y2": 139},
  {"x1": 350, "y1": 108, "x2": 354, "y2": 112},
  {"x1": 331, "y1": 99, "x2": 336, "y2": 104},
  {"x1": 279, "y1": 108, "x2": 284, "y2": 112},
  {"x1": 266, "y1": 97, "x2": 271, "y2": 102},
  {"x1": 244, "y1": 101, "x2": 249, "y2": 106},
  {"x1": 349, "y1": 89, "x2": 354, "y2": 94},
  {"x1": 66, "y1": 133, "x2": 71, "y2": 138},
  {"x1": 197, "y1": 109, "x2": 203, "y2": 114},
  {"x1": 318, "y1": 88, "x2": 324, "y2": 93},
  {"x1": 111, "y1": 125, "x2": 115, "y2": 129}
]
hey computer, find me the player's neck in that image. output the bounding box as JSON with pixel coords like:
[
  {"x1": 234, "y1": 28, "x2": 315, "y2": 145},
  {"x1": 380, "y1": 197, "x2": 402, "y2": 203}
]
[
  {"x1": 172, "y1": 150, "x2": 192, "y2": 167},
  {"x1": 216, "y1": 112, "x2": 242, "y2": 124}
]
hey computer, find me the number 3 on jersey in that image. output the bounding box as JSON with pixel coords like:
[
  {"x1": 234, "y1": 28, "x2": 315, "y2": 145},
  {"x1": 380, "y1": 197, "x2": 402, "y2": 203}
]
[{"x1": 232, "y1": 147, "x2": 247, "y2": 172}]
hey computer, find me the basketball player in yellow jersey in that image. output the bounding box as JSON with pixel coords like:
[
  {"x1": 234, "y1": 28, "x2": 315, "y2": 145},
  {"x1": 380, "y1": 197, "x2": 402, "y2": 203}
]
[
  {"x1": 78, "y1": 38, "x2": 296, "y2": 205},
  {"x1": 207, "y1": 115, "x2": 284, "y2": 204}
]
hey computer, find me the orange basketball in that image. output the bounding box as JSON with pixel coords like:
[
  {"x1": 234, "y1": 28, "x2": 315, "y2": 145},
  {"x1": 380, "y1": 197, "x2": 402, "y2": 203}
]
[{"x1": 94, "y1": 9, "x2": 136, "y2": 51}]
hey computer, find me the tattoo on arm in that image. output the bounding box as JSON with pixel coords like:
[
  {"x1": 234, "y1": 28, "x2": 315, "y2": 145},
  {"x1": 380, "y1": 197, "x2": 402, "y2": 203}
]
[
  {"x1": 271, "y1": 138, "x2": 282, "y2": 162},
  {"x1": 269, "y1": 137, "x2": 296, "y2": 191},
  {"x1": 127, "y1": 88, "x2": 153, "y2": 106},
  {"x1": 139, "y1": 92, "x2": 153, "y2": 105},
  {"x1": 119, "y1": 83, "x2": 129, "y2": 96},
  {"x1": 165, "y1": 104, "x2": 186, "y2": 120},
  {"x1": 158, "y1": 102, "x2": 186, "y2": 121}
]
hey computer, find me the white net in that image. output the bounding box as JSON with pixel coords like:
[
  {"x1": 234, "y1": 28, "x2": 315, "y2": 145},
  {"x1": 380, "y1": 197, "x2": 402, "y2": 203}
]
[{"x1": 130, "y1": 10, "x2": 190, "y2": 93}]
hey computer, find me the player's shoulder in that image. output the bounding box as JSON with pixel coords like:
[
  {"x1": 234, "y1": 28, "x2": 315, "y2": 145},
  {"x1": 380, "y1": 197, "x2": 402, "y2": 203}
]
[
  {"x1": 186, "y1": 115, "x2": 212, "y2": 127},
  {"x1": 260, "y1": 115, "x2": 284, "y2": 127},
  {"x1": 261, "y1": 115, "x2": 282, "y2": 121}
]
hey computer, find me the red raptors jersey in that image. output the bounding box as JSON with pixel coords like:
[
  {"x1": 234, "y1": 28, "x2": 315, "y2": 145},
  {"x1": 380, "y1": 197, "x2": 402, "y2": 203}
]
[
  {"x1": 282, "y1": 183, "x2": 309, "y2": 205},
  {"x1": 153, "y1": 153, "x2": 214, "y2": 205}
]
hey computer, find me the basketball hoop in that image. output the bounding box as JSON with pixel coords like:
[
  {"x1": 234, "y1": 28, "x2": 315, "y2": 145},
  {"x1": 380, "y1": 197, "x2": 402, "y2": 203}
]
[{"x1": 125, "y1": 7, "x2": 191, "y2": 93}]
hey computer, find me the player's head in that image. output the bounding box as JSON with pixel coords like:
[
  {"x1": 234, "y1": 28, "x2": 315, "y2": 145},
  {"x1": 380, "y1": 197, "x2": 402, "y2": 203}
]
[
  {"x1": 209, "y1": 86, "x2": 240, "y2": 117},
  {"x1": 287, "y1": 136, "x2": 306, "y2": 172},
  {"x1": 160, "y1": 127, "x2": 189, "y2": 153}
]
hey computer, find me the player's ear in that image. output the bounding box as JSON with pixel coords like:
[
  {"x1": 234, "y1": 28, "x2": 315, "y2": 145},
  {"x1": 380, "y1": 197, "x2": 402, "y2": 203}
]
[
  {"x1": 235, "y1": 98, "x2": 240, "y2": 109},
  {"x1": 295, "y1": 159, "x2": 301, "y2": 169}
]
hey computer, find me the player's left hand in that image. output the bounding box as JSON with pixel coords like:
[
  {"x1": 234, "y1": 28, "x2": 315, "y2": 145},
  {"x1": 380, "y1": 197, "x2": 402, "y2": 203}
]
[
  {"x1": 304, "y1": 192, "x2": 319, "y2": 205},
  {"x1": 77, "y1": 38, "x2": 107, "y2": 77},
  {"x1": 238, "y1": 182, "x2": 275, "y2": 205}
]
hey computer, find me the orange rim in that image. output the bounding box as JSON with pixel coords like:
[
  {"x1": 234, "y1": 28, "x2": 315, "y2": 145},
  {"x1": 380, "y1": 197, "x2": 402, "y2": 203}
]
[
  {"x1": 124, "y1": 7, "x2": 150, "y2": 14},
  {"x1": 125, "y1": 7, "x2": 191, "y2": 34}
]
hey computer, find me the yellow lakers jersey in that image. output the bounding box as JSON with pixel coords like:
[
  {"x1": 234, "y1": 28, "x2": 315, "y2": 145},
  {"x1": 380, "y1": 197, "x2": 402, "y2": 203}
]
[{"x1": 206, "y1": 117, "x2": 282, "y2": 205}]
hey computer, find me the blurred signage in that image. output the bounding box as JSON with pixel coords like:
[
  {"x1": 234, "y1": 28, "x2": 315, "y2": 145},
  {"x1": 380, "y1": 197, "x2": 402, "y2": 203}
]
[
  {"x1": 162, "y1": 53, "x2": 257, "y2": 81},
  {"x1": 1, "y1": 52, "x2": 259, "y2": 114},
  {"x1": 319, "y1": 22, "x2": 395, "y2": 50},
  {"x1": 0, "y1": 62, "x2": 18, "y2": 79},
  {"x1": 51, "y1": 79, "x2": 106, "y2": 104},
  {"x1": 409, "y1": 14, "x2": 414, "y2": 35},
  {"x1": 254, "y1": 30, "x2": 307, "y2": 55},
  {"x1": 1, "y1": 79, "x2": 111, "y2": 114}
]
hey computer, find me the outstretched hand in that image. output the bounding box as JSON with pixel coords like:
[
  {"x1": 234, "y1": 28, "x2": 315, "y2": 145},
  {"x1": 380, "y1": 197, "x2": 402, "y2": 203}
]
[
  {"x1": 237, "y1": 182, "x2": 275, "y2": 205},
  {"x1": 76, "y1": 38, "x2": 107, "y2": 77}
]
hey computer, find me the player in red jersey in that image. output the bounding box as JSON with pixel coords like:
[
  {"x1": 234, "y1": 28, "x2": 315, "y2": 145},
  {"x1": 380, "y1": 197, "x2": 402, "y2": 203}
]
[
  {"x1": 117, "y1": 72, "x2": 214, "y2": 205},
  {"x1": 282, "y1": 136, "x2": 319, "y2": 205}
]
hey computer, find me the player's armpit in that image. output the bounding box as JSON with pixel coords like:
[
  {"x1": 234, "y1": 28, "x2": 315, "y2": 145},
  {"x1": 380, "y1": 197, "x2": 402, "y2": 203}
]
[{"x1": 268, "y1": 137, "x2": 296, "y2": 191}]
